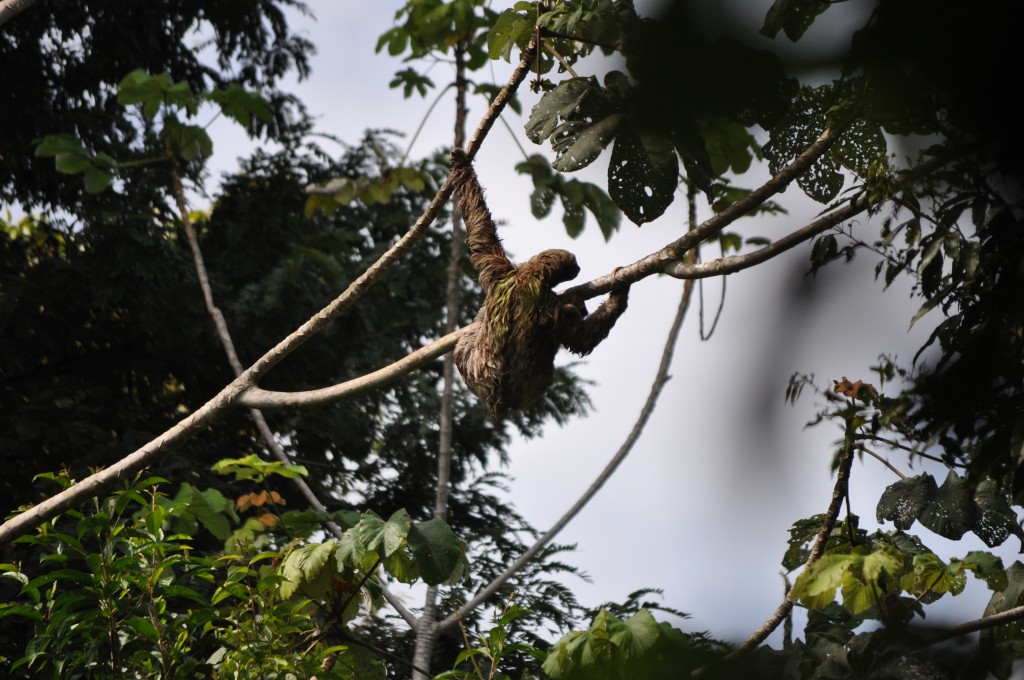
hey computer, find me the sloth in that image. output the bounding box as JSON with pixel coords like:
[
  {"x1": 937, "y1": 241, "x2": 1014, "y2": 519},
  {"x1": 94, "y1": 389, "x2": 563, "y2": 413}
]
[{"x1": 449, "y1": 147, "x2": 629, "y2": 418}]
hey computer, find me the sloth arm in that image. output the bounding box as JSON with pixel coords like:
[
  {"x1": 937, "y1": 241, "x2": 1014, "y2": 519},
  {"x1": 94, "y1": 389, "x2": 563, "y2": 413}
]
[
  {"x1": 558, "y1": 288, "x2": 630, "y2": 357},
  {"x1": 450, "y1": 148, "x2": 514, "y2": 292}
]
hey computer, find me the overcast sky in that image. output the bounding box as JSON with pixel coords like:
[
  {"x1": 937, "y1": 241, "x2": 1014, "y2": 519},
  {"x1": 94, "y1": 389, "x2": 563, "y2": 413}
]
[{"x1": 202, "y1": 0, "x2": 1021, "y2": 645}]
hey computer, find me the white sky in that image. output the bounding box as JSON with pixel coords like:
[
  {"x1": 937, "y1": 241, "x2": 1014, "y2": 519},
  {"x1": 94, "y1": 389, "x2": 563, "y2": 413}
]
[{"x1": 202, "y1": 0, "x2": 1022, "y2": 646}]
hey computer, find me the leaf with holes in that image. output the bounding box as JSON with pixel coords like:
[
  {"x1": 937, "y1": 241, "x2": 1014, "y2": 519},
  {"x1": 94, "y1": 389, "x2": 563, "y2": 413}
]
[{"x1": 608, "y1": 127, "x2": 678, "y2": 225}]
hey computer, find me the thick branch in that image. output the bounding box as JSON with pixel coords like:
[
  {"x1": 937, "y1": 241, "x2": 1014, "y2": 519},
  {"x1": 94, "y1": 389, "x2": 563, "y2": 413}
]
[
  {"x1": 661, "y1": 196, "x2": 868, "y2": 280},
  {"x1": 239, "y1": 327, "x2": 469, "y2": 409},
  {"x1": 565, "y1": 128, "x2": 837, "y2": 298},
  {"x1": 0, "y1": 0, "x2": 35, "y2": 27},
  {"x1": 927, "y1": 604, "x2": 1024, "y2": 643},
  {"x1": 439, "y1": 276, "x2": 696, "y2": 632},
  {"x1": 0, "y1": 40, "x2": 537, "y2": 551}
]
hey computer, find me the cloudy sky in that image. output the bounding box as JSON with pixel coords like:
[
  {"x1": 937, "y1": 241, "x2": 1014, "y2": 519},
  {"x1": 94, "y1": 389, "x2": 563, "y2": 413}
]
[{"x1": 202, "y1": 0, "x2": 1017, "y2": 644}]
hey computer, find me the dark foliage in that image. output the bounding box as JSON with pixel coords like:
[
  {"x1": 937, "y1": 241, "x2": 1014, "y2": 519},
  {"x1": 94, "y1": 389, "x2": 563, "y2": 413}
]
[{"x1": 0, "y1": 0, "x2": 313, "y2": 214}]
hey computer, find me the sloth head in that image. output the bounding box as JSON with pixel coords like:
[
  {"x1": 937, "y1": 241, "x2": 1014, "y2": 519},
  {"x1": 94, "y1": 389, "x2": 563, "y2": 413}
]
[{"x1": 524, "y1": 249, "x2": 580, "y2": 287}]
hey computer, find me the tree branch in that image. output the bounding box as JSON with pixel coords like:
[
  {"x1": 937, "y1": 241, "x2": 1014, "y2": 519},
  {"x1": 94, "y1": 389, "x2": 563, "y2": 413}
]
[
  {"x1": 238, "y1": 327, "x2": 470, "y2": 409},
  {"x1": 0, "y1": 0, "x2": 36, "y2": 27},
  {"x1": 0, "y1": 38, "x2": 537, "y2": 551},
  {"x1": 927, "y1": 604, "x2": 1024, "y2": 643},
  {"x1": 411, "y1": 41, "x2": 472, "y2": 680},
  {"x1": 660, "y1": 196, "x2": 868, "y2": 280},
  {"x1": 725, "y1": 438, "x2": 856, "y2": 659},
  {"x1": 439, "y1": 274, "x2": 696, "y2": 632},
  {"x1": 565, "y1": 128, "x2": 837, "y2": 298}
]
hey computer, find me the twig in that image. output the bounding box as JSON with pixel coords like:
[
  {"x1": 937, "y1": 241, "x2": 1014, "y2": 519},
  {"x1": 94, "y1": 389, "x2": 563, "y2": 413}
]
[
  {"x1": 720, "y1": 438, "x2": 857, "y2": 662},
  {"x1": 858, "y1": 445, "x2": 907, "y2": 479},
  {"x1": 927, "y1": 604, "x2": 1024, "y2": 643}
]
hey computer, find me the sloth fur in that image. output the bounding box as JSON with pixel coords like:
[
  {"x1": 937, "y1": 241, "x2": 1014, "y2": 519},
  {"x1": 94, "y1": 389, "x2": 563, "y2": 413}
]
[{"x1": 449, "y1": 147, "x2": 629, "y2": 418}]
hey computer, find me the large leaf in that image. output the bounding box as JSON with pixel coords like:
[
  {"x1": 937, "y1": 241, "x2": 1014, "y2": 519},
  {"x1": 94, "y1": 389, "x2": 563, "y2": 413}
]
[
  {"x1": 526, "y1": 77, "x2": 619, "y2": 173},
  {"x1": 609, "y1": 609, "x2": 661, "y2": 657},
  {"x1": 762, "y1": 84, "x2": 846, "y2": 203},
  {"x1": 876, "y1": 473, "x2": 937, "y2": 530},
  {"x1": 407, "y1": 517, "x2": 466, "y2": 585},
  {"x1": 280, "y1": 541, "x2": 338, "y2": 599},
  {"x1": 487, "y1": 6, "x2": 535, "y2": 62},
  {"x1": 608, "y1": 127, "x2": 678, "y2": 225},
  {"x1": 206, "y1": 84, "x2": 271, "y2": 126},
  {"x1": 917, "y1": 471, "x2": 975, "y2": 540}
]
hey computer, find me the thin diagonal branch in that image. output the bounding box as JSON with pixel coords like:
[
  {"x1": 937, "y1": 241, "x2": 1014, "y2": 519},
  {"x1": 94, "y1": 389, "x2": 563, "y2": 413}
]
[
  {"x1": 724, "y1": 439, "x2": 857, "y2": 661},
  {"x1": 439, "y1": 275, "x2": 696, "y2": 632}
]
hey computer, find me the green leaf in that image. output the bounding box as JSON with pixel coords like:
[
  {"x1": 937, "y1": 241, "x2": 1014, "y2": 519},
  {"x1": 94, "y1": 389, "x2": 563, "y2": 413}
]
[
  {"x1": 793, "y1": 553, "x2": 853, "y2": 610},
  {"x1": 526, "y1": 78, "x2": 597, "y2": 146},
  {"x1": 160, "y1": 118, "x2": 213, "y2": 161},
  {"x1": 381, "y1": 509, "x2": 411, "y2": 557},
  {"x1": 34, "y1": 133, "x2": 87, "y2": 158},
  {"x1": 972, "y1": 479, "x2": 1024, "y2": 549},
  {"x1": 207, "y1": 84, "x2": 272, "y2": 126},
  {"x1": 407, "y1": 517, "x2": 466, "y2": 585},
  {"x1": 918, "y1": 471, "x2": 975, "y2": 540},
  {"x1": 761, "y1": 0, "x2": 832, "y2": 41},
  {"x1": 389, "y1": 68, "x2": 435, "y2": 99},
  {"x1": 783, "y1": 515, "x2": 826, "y2": 571},
  {"x1": 762, "y1": 84, "x2": 846, "y2": 203},
  {"x1": 280, "y1": 541, "x2": 338, "y2": 600},
  {"x1": 608, "y1": 127, "x2": 678, "y2": 225},
  {"x1": 54, "y1": 152, "x2": 91, "y2": 175},
  {"x1": 877, "y1": 473, "x2": 937, "y2": 530},
  {"x1": 82, "y1": 167, "x2": 113, "y2": 194},
  {"x1": 610, "y1": 609, "x2": 661, "y2": 657},
  {"x1": 488, "y1": 8, "x2": 533, "y2": 62},
  {"x1": 963, "y1": 551, "x2": 1008, "y2": 592},
  {"x1": 118, "y1": 69, "x2": 198, "y2": 119},
  {"x1": 212, "y1": 454, "x2": 308, "y2": 482},
  {"x1": 334, "y1": 530, "x2": 364, "y2": 574},
  {"x1": 553, "y1": 113, "x2": 623, "y2": 173},
  {"x1": 703, "y1": 119, "x2": 759, "y2": 176}
]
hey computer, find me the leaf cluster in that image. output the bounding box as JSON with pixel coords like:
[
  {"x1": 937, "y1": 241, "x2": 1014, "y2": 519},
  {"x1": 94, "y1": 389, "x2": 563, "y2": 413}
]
[{"x1": 0, "y1": 474, "x2": 388, "y2": 679}]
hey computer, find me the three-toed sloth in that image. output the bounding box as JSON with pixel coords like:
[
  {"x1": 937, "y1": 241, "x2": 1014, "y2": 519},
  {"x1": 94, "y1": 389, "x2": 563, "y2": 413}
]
[{"x1": 449, "y1": 148, "x2": 629, "y2": 418}]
